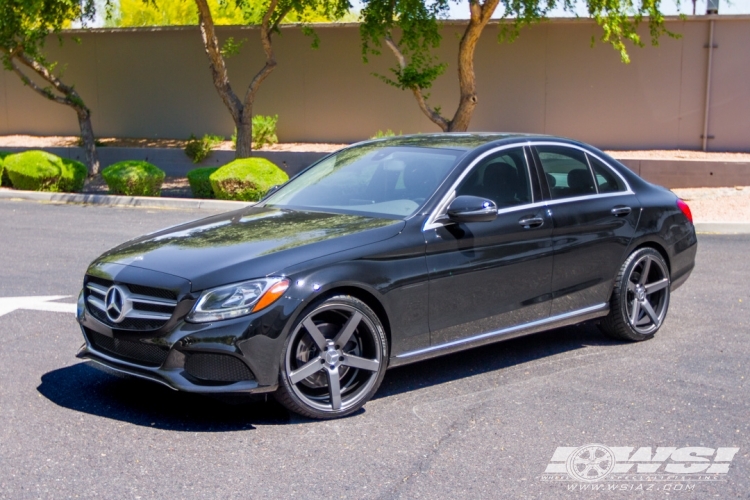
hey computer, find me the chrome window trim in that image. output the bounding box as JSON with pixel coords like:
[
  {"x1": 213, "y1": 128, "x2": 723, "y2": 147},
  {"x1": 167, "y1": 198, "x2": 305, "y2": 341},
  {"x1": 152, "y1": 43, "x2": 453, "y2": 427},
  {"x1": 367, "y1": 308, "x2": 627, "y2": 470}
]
[{"x1": 423, "y1": 141, "x2": 634, "y2": 231}]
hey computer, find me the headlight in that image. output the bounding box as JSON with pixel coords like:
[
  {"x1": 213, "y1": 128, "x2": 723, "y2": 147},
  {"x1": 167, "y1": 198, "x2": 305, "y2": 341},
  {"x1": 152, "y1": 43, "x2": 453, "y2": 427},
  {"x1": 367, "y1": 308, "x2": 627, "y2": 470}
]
[{"x1": 187, "y1": 278, "x2": 290, "y2": 323}]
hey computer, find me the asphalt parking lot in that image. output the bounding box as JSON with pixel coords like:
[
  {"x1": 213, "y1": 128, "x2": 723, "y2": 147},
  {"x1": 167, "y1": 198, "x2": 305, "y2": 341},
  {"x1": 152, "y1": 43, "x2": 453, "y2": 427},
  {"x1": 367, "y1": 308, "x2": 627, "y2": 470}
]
[{"x1": 0, "y1": 199, "x2": 747, "y2": 499}]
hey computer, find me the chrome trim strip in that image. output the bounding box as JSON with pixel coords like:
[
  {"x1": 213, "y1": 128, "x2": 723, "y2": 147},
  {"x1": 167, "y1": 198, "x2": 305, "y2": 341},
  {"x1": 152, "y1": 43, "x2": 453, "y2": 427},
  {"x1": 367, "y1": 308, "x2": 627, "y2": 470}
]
[
  {"x1": 128, "y1": 293, "x2": 178, "y2": 306},
  {"x1": 127, "y1": 310, "x2": 172, "y2": 320},
  {"x1": 542, "y1": 190, "x2": 634, "y2": 207},
  {"x1": 86, "y1": 282, "x2": 107, "y2": 295},
  {"x1": 86, "y1": 296, "x2": 106, "y2": 312},
  {"x1": 396, "y1": 302, "x2": 608, "y2": 359}
]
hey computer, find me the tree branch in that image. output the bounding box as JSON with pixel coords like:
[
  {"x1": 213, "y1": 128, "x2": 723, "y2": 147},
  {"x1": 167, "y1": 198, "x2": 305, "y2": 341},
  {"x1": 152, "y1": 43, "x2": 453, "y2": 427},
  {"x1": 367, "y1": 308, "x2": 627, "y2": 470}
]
[
  {"x1": 9, "y1": 56, "x2": 72, "y2": 106},
  {"x1": 195, "y1": 0, "x2": 243, "y2": 122},
  {"x1": 383, "y1": 35, "x2": 449, "y2": 131},
  {"x1": 244, "y1": 0, "x2": 290, "y2": 113},
  {"x1": 13, "y1": 51, "x2": 89, "y2": 109}
]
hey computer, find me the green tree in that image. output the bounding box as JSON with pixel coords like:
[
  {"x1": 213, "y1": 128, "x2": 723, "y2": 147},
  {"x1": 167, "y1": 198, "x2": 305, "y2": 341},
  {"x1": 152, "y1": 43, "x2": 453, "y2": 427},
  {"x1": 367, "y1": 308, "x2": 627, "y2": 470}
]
[
  {"x1": 360, "y1": 0, "x2": 677, "y2": 132},
  {"x1": 106, "y1": 0, "x2": 356, "y2": 26},
  {"x1": 0, "y1": 0, "x2": 100, "y2": 174},
  {"x1": 195, "y1": 0, "x2": 350, "y2": 157},
  {"x1": 106, "y1": 0, "x2": 245, "y2": 26}
]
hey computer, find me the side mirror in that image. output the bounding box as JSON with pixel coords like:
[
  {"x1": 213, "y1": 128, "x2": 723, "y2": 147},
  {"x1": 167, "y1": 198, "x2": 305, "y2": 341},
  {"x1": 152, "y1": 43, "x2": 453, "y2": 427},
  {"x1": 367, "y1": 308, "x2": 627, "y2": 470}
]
[{"x1": 446, "y1": 195, "x2": 498, "y2": 223}]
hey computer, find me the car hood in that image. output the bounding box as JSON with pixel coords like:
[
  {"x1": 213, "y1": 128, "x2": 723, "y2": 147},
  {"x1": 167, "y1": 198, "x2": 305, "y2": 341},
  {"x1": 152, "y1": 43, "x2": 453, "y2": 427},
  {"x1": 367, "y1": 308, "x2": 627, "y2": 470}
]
[{"x1": 89, "y1": 206, "x2": 405, "y2": 291}]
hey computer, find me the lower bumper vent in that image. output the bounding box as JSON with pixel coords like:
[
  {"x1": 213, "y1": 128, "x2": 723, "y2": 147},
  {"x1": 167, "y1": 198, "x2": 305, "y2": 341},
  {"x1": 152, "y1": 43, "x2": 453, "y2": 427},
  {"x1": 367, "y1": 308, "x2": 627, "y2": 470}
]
[
  {"x1": 86, "y1": 328, "x2": 169, "y2": 367},
  {"x1": 184, "y1": 353, "x2": 254, "y2": 382}
]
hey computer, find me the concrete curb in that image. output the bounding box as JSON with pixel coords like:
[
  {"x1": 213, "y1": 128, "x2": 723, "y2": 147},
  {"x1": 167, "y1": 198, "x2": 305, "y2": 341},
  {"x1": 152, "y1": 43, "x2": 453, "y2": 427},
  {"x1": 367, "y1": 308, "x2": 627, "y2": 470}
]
[
  {"x1": 0, "y1": 188, "x2": 248, "y2": 211},
  {"x1": 693, "y1": 222, "x2": 750, "y2": 234}
]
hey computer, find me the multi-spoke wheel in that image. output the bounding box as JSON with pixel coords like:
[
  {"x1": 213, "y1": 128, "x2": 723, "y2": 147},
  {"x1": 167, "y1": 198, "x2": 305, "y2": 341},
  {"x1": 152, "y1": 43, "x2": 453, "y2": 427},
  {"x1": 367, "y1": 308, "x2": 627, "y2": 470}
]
[
  {"x1": 600, "y1": 247, "x2": 671, "y2": 341},
  {"x1": 275, "y1": 295, "x2": 388, "y2": 419}
]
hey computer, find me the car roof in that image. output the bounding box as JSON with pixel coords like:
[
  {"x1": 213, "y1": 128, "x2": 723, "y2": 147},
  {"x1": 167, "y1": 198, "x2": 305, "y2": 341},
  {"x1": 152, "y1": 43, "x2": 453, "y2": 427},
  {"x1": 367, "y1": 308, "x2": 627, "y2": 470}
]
[{"x1": 360, "y1": 133, "x2": 552, "y2": 151}]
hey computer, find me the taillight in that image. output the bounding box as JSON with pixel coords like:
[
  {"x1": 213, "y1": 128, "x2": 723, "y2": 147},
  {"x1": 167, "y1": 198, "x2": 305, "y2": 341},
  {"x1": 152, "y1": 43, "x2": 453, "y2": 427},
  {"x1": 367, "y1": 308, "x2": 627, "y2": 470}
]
[{"x1": 677, "y1": 199, "x2": 693, "y2": 224}]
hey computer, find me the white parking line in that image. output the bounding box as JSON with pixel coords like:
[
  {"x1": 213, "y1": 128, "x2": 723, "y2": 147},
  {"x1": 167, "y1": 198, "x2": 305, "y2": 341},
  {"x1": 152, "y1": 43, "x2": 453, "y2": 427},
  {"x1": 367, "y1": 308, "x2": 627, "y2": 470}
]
[{"x1": 0, "y1": 296, "x2": 77, "y2": 318}]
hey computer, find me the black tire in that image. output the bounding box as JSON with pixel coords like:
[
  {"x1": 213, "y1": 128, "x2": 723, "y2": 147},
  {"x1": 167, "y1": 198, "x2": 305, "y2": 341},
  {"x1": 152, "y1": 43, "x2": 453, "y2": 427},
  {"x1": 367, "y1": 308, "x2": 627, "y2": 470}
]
[
  {"x1": 274, "y1": 295, "x2": 388, "y2": 419},
  {"x1": 600, "y1": 247, "x2": 671, "y2": 342}
]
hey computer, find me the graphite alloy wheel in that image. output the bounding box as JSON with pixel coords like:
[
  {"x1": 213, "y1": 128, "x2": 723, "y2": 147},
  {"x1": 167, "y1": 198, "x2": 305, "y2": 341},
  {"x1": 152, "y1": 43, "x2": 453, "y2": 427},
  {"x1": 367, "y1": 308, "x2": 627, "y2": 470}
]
[
  {"x1": 600, "y1": 247, "x2": 671, "y2": 341},
  {"x1": 275, "y1": 295, "x2": 388, "y2": 419}
]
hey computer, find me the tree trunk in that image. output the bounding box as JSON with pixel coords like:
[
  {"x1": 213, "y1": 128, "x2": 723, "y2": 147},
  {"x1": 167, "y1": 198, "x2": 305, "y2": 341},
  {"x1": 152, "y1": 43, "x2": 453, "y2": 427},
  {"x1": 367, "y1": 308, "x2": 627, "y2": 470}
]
[
  {"x1": 77, "y1": 108, "x2": 100, "y2": 175},
  {"x1": 235, "y1": 116, "x2": 253, "y2": 158},
  {"x1": 195, "y1": 0, "x2": 287, "y2": 160},
  {"x1": 446, "y1": 1, "x2": 498, "y2": 132},
  {"x1": 7, "y1": 52, "x2": 100, "y2": 175}
]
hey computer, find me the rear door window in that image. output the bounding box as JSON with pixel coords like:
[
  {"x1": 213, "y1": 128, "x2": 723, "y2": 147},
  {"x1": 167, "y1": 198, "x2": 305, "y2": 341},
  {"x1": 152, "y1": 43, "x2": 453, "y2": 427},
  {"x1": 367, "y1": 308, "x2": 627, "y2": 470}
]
[
  {"x1": 587, "y1": 154, "x2": 625, "y2": 193},
  {"x1": 535, "y1": 146, "x2": 597, "y2": 199}
]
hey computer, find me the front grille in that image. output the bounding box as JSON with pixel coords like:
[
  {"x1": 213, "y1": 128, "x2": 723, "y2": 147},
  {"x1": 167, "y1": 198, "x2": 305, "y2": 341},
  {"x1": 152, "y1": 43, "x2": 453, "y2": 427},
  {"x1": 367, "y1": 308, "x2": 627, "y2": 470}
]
[
  {"x1": 84, "y1": 276, "x2": 178, "y2": 331},
  {"x1": 127, "y1": 283, "x2": 177, "y2": 300},
  {"x1": 185, "y1": 353, "x2": 255, "y2": 382},
  {"x1": 86, "y1": 328, "x2": 169, "y2": 367}
]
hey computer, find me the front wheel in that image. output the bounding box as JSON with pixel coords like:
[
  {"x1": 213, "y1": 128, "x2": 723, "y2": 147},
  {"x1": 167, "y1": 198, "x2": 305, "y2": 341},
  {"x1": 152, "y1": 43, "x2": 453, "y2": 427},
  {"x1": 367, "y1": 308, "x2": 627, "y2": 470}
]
[
  {"x1": 275, "y1": 295, "x2": 388, "y2": 419},
  {"x1": 600, "y1": 247, "x2": 671, "y2": 342}
]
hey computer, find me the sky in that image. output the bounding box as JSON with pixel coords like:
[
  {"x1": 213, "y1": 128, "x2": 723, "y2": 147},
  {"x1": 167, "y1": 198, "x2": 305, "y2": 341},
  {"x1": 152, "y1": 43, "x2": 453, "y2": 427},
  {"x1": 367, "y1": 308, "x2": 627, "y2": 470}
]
[
  {"x1": 402, "y1": 0, "x2": 750, "y2": 19},
  {"x1": 87, "y1": 0, "x2": 750, "y2": 27}
]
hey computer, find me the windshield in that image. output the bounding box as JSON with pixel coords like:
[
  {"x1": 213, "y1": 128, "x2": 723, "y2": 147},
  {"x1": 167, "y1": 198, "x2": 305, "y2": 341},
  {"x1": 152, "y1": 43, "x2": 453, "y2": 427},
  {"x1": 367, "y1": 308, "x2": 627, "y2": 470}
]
[{"x1": 263, "y1": 144, "x2": 465, "y2": 218}]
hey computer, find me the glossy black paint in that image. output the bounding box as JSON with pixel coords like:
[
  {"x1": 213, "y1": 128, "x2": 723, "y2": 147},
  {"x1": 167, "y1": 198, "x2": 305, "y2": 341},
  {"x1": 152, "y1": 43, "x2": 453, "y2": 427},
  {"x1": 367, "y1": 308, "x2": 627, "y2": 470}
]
[{"x1": 76, "y1": 134, "x2": 697, "y2": 394}]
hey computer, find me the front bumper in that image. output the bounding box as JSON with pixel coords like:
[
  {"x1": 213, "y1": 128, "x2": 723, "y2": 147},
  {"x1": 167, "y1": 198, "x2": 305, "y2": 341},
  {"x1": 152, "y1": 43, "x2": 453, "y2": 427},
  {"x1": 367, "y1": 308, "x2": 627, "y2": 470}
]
[
  {"x1": 77, "y1": 291, "x2": 303, "y2": 393},
  {"x1": 77, "y1": 343, "x2": 266, "y2": 393}
]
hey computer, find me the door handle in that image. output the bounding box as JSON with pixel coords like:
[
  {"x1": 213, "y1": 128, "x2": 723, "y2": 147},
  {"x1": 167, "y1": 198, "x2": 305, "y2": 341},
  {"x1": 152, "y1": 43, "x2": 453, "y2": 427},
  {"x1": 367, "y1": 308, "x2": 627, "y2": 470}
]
[
  {"x1": 611, "y1": 206, "x2": 632, "y2": 217},
  {"x1": 518, "y1": 216, "x2": 544, "y2": 229}
]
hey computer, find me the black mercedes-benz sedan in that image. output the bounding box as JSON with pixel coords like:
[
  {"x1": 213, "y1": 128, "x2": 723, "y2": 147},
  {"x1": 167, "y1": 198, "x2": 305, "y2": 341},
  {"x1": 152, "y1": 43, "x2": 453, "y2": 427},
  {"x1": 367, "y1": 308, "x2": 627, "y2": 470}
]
[{"x1": 76, "y1": 134, "x2": 697, "y2": 419}]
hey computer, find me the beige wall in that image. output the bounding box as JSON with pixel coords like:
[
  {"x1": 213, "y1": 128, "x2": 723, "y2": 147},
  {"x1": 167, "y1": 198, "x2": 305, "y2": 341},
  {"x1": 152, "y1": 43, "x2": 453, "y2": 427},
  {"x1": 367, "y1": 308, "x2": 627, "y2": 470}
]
[{"x1": 1, "y1": 17, "x2": 748, "y2": 151}]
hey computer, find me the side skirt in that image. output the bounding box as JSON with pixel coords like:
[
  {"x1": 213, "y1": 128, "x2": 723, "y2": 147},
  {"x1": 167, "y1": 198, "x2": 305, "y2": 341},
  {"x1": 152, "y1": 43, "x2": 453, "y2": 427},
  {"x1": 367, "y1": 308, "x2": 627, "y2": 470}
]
[{"x1": 388, "y1": 302, "x2": 609, "y2": 368}]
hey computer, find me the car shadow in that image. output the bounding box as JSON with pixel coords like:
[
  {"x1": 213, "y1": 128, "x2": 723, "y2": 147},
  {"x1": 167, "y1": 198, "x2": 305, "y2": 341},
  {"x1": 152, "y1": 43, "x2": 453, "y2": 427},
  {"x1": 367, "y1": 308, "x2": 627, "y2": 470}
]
[
  {"x1": 374, "y1": 322, "x2": 620, "y2": 400},
  {"x1": 37, "y1": 363, "x2": 294, "y2": 431},
  {"x1": 38, "y1": 322, "x2": 620, "y2": 429}
]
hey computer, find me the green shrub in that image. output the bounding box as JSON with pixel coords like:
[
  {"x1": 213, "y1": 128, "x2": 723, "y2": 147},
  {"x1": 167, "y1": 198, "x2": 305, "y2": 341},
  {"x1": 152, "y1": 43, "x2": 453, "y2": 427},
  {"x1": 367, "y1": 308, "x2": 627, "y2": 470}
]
[
  {"x1": 210, "y1": 158, "x2": 288, "y2": 202},
  {"x1": 102, "y1": 160, "x2": 165, "y2": 197},
  {"x1": 252, "y1": 115, "x2": 278, "y2": 148},
  {"x1": 231, "y1": 115, "x2": 279, "y2": 150},
  {"x1": 3, "y1": 150, "x2": 87, "y2": 192},
  {"x1": 185, "y1": 134, "x2": 223, "y2": 163},
  {"x1": 370, "y1": 129, "x2": 400, "y2": 139},
  {"x1": 187, "y1": 167, "x2": 219, "y2": 199},
  {"x1": 0, "y1": 152, "x2": 10, "y2": 187}
]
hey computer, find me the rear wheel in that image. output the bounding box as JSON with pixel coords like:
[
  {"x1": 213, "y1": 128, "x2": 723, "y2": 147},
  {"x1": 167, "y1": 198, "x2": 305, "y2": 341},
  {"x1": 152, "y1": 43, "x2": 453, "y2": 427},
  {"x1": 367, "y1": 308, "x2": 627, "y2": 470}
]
[
  {"x1": 600, "y1": 248, "x2": 671, "y2": 342},
  {"x1": 275, "y1": 295, "x2": 388, "y2": 419}
]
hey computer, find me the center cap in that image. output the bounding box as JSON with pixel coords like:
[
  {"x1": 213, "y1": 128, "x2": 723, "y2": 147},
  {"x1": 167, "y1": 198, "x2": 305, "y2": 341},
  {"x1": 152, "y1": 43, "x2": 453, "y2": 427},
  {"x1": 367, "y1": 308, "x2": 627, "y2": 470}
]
[
  {"x1": 636, "y1": 286, "x2": 646, "y2": 301},
  {"x1": 325, "y1": 350, "x2": 340, "y2": 365}
]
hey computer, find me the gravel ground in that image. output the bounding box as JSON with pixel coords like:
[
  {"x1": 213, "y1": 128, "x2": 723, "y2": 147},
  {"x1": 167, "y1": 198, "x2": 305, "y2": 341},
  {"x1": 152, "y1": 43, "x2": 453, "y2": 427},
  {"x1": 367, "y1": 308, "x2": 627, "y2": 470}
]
[
  {"x1": 672, "y1": 186, "x2": 750, "y2": 223},
  {"x1": 2, "y1": 134, "x2": 750, "y2": 159},
  {"x1": 606, "y1": 150, "x2": 750, "y2": 161},
  {"x1": 0, "y1": 135, "x2": 347, "y2": 152}
]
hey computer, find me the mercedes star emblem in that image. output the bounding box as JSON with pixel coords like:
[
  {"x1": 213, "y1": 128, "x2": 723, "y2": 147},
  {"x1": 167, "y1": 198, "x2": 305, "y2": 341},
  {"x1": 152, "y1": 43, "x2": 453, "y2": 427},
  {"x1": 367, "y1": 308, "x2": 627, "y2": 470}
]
[{"x1": 105, "y1": 286, "x2": 127, "y2": 323}]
